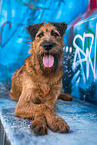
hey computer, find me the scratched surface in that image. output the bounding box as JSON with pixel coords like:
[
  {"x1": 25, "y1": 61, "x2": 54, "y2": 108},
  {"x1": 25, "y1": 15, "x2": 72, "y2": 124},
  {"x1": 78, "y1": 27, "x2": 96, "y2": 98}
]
[{"x1": 0, "y1": 86, "x2": 97, "y2": 145}]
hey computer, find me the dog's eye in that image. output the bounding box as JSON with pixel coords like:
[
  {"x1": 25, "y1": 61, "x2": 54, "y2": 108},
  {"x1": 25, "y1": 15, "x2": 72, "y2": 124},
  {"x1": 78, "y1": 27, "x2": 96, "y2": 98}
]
[
  {"x1": 37, "y1": 32, "x2": 44, "y2": 38},
  {"x1": 51, "y1": 30, "x2": 59, "y2": 37}
]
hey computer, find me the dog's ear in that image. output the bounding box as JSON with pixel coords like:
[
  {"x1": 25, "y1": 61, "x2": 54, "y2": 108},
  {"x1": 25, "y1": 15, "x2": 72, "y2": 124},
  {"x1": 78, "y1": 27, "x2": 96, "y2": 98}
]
[
  {"x1": 27, "y1": 23, "x2": 44, "y2": 41},
  {"x1": 51, "y1": 22, "x2": 67, "y2": 37}
]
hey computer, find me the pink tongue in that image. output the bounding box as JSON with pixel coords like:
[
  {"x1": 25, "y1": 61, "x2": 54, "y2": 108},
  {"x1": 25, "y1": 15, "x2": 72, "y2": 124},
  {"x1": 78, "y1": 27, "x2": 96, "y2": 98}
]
[{"x1": 43, "y1": 54, "x2": 54, "y2": 67}]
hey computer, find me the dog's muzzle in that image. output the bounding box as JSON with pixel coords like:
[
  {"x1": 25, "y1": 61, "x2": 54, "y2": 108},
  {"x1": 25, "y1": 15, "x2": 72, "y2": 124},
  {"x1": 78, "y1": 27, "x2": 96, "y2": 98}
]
[
  {"x1": 41, "y1": 42, "x2": 55, "y2": 68},
  {"x1": 42, "y1": 42, "x2": 54, "y2": 51}
]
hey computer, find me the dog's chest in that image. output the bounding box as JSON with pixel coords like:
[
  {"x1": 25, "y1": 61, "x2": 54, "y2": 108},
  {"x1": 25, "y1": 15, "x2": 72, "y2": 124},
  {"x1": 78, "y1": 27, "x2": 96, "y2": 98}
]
[{"x1": 36, "y1": 81, "x2": 51, "y2": 97}]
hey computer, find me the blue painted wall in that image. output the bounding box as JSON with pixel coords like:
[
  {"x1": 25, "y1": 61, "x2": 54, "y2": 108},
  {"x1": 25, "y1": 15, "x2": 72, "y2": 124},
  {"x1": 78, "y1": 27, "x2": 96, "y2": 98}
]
[
  {"x1": 0, "y1": 0, "x2": 89, "y2": 81},
  {"x1": 1, "y1": 0, "x2": 97, "y2": 104}
]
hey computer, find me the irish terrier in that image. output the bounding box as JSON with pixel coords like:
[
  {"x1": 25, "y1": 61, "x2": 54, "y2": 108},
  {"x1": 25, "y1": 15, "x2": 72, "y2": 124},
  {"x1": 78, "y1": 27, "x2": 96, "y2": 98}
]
[{"x1": 9, "y1": 22, "x2": 73, "y2": 135}]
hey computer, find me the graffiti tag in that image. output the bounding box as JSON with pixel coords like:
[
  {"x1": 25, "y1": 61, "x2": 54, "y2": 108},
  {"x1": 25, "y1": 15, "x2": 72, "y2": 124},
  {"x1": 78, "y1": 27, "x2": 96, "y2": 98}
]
[{"x1": 72, "y1": 23, "x2": 97, "y2": 84}]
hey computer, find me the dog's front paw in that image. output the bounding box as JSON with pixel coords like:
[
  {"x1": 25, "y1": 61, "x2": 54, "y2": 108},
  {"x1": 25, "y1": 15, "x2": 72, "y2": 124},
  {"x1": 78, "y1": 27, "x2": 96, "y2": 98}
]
[
  {"x1": 30, "y1": 119, "x2": 48, "y2": 135},
  {"x1": 48, "y1": 116, "x2": 70, "y2": 133}
]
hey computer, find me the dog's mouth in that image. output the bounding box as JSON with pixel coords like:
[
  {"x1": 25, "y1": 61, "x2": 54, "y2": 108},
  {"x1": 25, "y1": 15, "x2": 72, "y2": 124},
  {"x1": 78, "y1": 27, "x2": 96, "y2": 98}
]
[{"x1": 43, "y1": 54, "x2": 54, "y2": 68}]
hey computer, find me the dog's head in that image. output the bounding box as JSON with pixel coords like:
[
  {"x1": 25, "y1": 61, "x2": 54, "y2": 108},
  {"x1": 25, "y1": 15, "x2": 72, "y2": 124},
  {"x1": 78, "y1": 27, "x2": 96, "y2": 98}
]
[{"x1": 27, "y1": 22, "x2": 67, "y2": 75}]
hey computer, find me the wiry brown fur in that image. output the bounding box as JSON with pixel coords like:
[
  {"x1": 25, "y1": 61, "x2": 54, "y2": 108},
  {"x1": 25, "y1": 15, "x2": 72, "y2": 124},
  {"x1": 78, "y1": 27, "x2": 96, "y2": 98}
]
[{"x1": 9, "y1": 22, "x2": 73, "y2": 135}]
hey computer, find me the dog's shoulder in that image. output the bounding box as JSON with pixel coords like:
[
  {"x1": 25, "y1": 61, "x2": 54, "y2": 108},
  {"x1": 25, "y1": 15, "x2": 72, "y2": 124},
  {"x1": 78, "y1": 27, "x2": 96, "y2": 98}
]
[{"x1": 24, "y1": 55, "x2": 35, "y2": 72}]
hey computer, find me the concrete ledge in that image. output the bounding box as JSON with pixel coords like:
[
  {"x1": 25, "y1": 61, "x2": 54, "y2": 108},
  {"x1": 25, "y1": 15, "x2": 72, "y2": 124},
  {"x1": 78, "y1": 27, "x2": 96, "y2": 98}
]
[
  {"x1": 0, "y1": 120, "x2": 10, "y2": 145},
  {"x1": 0, "y1": 97, "x2": 97, "y2": 145}
]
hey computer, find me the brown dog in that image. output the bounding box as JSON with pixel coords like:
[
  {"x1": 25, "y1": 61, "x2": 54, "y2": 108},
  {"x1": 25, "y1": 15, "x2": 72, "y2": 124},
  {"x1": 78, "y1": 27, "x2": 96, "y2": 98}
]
[{"x1": 9, "y1": 22, "x2": 72, "y2": 135}]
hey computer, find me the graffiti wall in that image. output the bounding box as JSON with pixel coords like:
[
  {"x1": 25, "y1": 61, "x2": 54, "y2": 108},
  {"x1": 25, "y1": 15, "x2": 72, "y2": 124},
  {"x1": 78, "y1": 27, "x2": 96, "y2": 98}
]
[
  {"x1": 0, "y1": 0, "x2": 89, "y2": 81},
  {"x1": 63, "y1": 5, "x2": 97, "y2": 104},
  {"x1": 0, "y1": 0, "x2": 97, "y2": 104}
]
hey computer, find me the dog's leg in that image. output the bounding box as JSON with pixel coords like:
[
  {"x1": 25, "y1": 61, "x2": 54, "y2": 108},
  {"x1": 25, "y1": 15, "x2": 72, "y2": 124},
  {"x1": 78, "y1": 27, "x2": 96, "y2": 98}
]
[
  {"x1": 15, "y1": 92, "x2": 69, "y2": 135},
  {"x1": 58, "y1": 93, "x2": 73, "y2": 101},
  {"x1": 15, "y1": 102, "x2": 48, "y2": 135},
  {"x1": 14, "y1": 88, "x2": 49, "y2": 135},
  {"x1": 15, "y1": 86, "x2": 70, "y2": 135},
  {"x1": 30, "y1": 103, "x2": 70, "y2": 135},
  {"x1": 9, "y1": 89, "x2": 19, "y2": 101},
  {"x1": 45, "y1": 109, "x2": 70, "y2": 133},
  {"x1": 42, "y1": 91, "x2": 70, "y2": 134}
]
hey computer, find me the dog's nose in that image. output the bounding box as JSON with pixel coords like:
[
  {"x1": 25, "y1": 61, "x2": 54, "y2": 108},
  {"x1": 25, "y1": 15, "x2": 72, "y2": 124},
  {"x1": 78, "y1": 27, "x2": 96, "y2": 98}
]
[{"x1": 43, "y1": 42, "x2": 54, "y2": 51}]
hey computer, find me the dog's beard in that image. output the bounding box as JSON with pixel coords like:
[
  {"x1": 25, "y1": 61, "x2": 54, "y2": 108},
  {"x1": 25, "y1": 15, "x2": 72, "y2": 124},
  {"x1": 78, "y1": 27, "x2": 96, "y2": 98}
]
[
  {"x1": 37, "y1": 53, "x2": 59, "y2": 76},
  {"x1": 36, "y1": 42, "x2": 63, "y2": 76}
]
